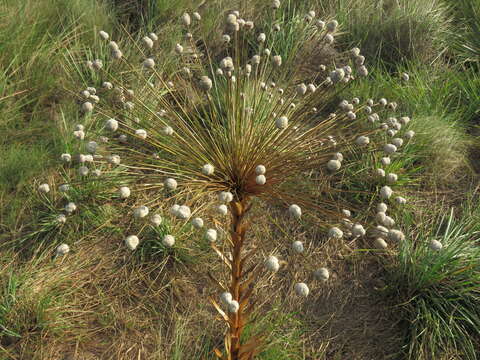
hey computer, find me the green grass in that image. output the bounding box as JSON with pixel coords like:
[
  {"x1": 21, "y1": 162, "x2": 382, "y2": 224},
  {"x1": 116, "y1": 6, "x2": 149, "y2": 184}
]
[{"x1": 381, "y1": 203, "x2": 480, "y2": 359}]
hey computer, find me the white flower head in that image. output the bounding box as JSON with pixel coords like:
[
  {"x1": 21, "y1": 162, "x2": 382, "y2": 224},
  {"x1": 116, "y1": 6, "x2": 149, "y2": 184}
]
[
  {"x1": 56, "y1": 214, "x2": 67, "y2": 224},
  {"x1": 65, "y1": 202, "x2": 76, "y2": 213},
  {"x1": 142, "y1": 36, "x2": 154, "y2": 49},
  {"x1": 265, "y1": 256, "x2": 280, "y2": 272},
  {"x1": 294, "y1": 282, "x2": 309, "y2": 297},
  {"x1": 352, "y1": 224, "x2": 366, "y2": 237},
  {"x1": 73, "y1": 130, "x2": 85, "y2": 140},
  {"x1": 386, "y1": 173, "x2": 398, "y2": 184},
  {"x1": 170, "y1": 204, "x2": 180, "y2": 216},
  {"x1": 150, "y1": 214, "x2": 162, "y2": 226},
  {"x1": 384, "y1": 144, "x2": 397, "y2": 154},
  {"x1": 202, "y1": 163, "x2": 215, "y2": 176},
  {"x1": 108, "y1": 155, "x2": 121, "y2": 165},
  {"x1": 125, "y1": 235, "x2": 139, "y2": 251},
  {"x1": 192, "y1": 217, "x2": 204, "y2": 229},
  {"x1": 205, "y1": 229, "x2": 217, "y2": 242},
  {"x1": 255, "y1": 165, "x2": 266, "y2": 175},
  {"x1": 314, "y1": 268, "x2": 330, "y2": 282},
  {"x1": 375, "y1": 212, "x2": 387, "y2": 224},
  {"x1": 58, "y1": 184, "x2": 70, "y2": 192},
  {"x1": 342, "y1": 209, "x2": 351, "y2": 217},
  {"x1": 405, "y1": 130, "x2": 415, "y2": 140},
  {"x1": 429, "y1": 239, "x2": 443, "y2": 251},
  {"x1": 355, "y1": 136, "x2": 370, "y2": 146},
  {"x1": 99, "y1": 30, "x2": 109, "y2": 40},
  {"x1": 133, "y1": 205, "x2": 149, "y2": 219},
  {"x1": 255, "y1": 175, "x2": 266, "y2": 185},
  {"x1": 86, "y1": 141, "x2": 98, "y2": 154},
  {"x1": 199, "y1": 76, "x2": 213, "y2": 91},
  {"x1": 289, "y1": 204, "x2": 302, "y2": 219},
  {"x1": 257, "y1": 33, "x2": 266, "y2": 42},
  {"x1": 175, "y1": 43, "x2": 184, "y2": 54},
  {"x1": 149, "y1": 32, "x2": 158, "y2": 41},
  {"x1": 143, "y1": 58, "x2": 155, "y2": 69},
  {"x1": 118, "y1": 186, "x2": 131, "y2": 199},
  {"x1": 61, "y1": 153, "x2": 72, "y2": 162},
  {"x1": 176, "y1": 205, "x2": 191, "y2": 220},
  {"x1": 392, "y1": 138, "x2": 404, "y2": 148},
  {"x1": 56, "y1": 244, "x2": 70, "y2": 256},
  {"x1": 388, "y1": 229, "x2": 405, "y2": 242},
  {"x1": 381, "y1": 157, "x2": 391, "y2": 166},
  {"x1": 217, "y1": 204, "x2": 228, "y2": 216},
  {"x1": 272, "y1": 55, "x2": 282, "y2": 67},
  {"x1": 395, "y1": 196, "x2": 407, "y2": 205},
  {"x1": 220, "y1": 292, "x2": 233, "y2": 305},
  {"x1": 162, "y1": 126, "x2": 174, "y2": 136},
  {"x1": 275, "y1": 116, "x2": 288, "y2": 129},
  {"x1": 292, "y1": 241, "x2": 304, "y2": 253},
  {"x1": 401, "y1": 72, "x2": 409, "y2": 81},
  {"x1": 81, "y1": 102, "x2": 93, "y2": 113},
  {"x1": 380, "y1": 186, "x2": 393, "y2": 199},
  {"x1": 38, "y1": 183, "x2": 50, "y2": 193},
  {"x1": 374, "y1": 238, "x2": 388, "y2": 249},
  {"x1": 78, "y1": 166, "x2": 89, "y2": 176},
  {"x1": 228, "y1": 300, "x2": 240, "y2": 313},
  {"x1": 193, "y1": 12, "x2": 201, "y2": 21},
  {"x1": 328, "y1": 227, "x2": 343, "y2": 239},
  {"x1": 218, "y1": 191, "x2": 234, "y2": 203},
  {"x1": 105, "y1": 118, "x2": 119, "y2": 131},
  {"x1": 162, "y1": 234, "x2": 175, "y2": 247},
  {"x1": 383, "y1": 216, "x2": 395, "y2": 227},
  {"x1": 376, "y1": 168, "x2": 386, "y2": 177},
  {"x1": 135, "y1": 129, "x2": 147, "y2": 139},
  {"x1": 327, "y1": 159, "x2": 341, "y2": 171}
]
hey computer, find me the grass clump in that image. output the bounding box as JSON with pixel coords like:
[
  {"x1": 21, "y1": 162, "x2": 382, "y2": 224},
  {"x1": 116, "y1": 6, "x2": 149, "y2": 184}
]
[{"x1": 382, "y1": 204, "x2": 480, "y2": 359}]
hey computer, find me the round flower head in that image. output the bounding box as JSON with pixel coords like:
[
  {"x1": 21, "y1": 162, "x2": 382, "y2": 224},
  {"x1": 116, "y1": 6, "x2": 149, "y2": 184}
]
[
  {"x1": 135, "y1": 129, "x2": 147, "y2": 139},
  {"x1": 314, "y1": 268, "x2": 329, "y2": 282},
  {"x1": 56, "y1": 214, "x2": 67, "y2": 224},
  {"x1": 404, "y1": 130, "x2": 415, "y2": 140},
  {"x1": 218, "y1": 191, "x2": 234, "y2": 203},
  {"x1": 352, "y1": 224, "x2": 366, "y2": 237},
  {"x1": 294, "y1": 283, "x2": 309, "y2": 297},
  {"x1": 429, "y1": 239, "x2": 443, "y2": 251},
  {"x1": 275, "y1": 116, "x2": 288, "y2": 129},
  {"x1": 326, "y1": 19, "x2": 338, "y2": 32},
  {"x1": 125, "y1": 235, "x2": 139, "y2": 251},
  {"x1": 176, "y1": 205, "x2": 191, "y2": 219},
  {"x1": 272, "y1": 55, "x2": 282, "y2": 67},
  {"x1": 347, "y1": 111, "x2": 356, "y2": 121},
  {"x1": 81, "y1": 101, "x2": 93, "y2": 113},
  {"x1": 38, "y1": 183, "x2": 50, "y2": 193},
  {"x1": 257, "y1": 33, "x2": 266, "y2": 42},
  {"x1": 228, "y1": 300, "x2": 240, "y2": 313},
  {"x1": 317, "y1": 20, "x2": 325, "y2": 29},
  {"x1": 99, "y1": 30, "x2": 109, "y2": 40},
  {"x1": 199, "y1": 76, "x2": 213, "y2": 91},
  {"x1": 292, "y1": 241, "x2": 304, "y2": 253},
  {"x1": 56, "y1": 243, "x2": 70, "y2": 256},
  {"x1": 78, "y1": 166, "x2": 89, "y2": 176},
  {"x1": 388, "y1": 229, "x2": 405, "y2": 242},
  {"x1": 272, "y1": 0, "x2": 281, "y2": 9},
  {"x1": 108, "y1": 155, "x2": 121, "y2": 165},
  {"x1": 205, "y1": 229, "x2": 217, "y2": 242},
  {"x1": 226, "y1": 14, "x2": 239, "y2": 31},
  {"x1": 374, "y1": 238, "x2": 388, "y2": 249},
  {"x1": 133, "y1": 205, "x2": 149, "y2": 219},
  {"x1": 105, "y1": 118, "x2": 118, "y2": 131},
  {"x1": 392, "y1": 138, "x2": 404, "y2": 148},
  {"x1": 193, "y1": 12, "x2": 201, "y2": 21},
  {"x1": 217, "y1": 204, "x2": 228, "y2": 216},
  {"x1": 375, "y1": 212, "x2": 387, "y2": 224},
  {"x1": 108, "y1": 41, "x2": 119, "y2": 50},
  {"x1": 80, "y1": 90, "x2": 90, "y2": 99},
  {"x1": 289, "y1": 204, "x2": 302, "y2": 219},
  {"x1": 61, "y1": 153, "x2": 72, "y2": 162},
  {"x1": 395, "y1": 196, "x2": 407, "y2": 205},
  {"x1": 73, "y1": 130, "x2": 85, "y2": 140},
  {"x1": 399, "y1": 116, "x2": 411, "y2": 125},
  {"x1": 220, "y1": 292, "x2": 233, "y2": 305},
  {"x1": 181, "y1": 12, "x2": 191, "y2": 26},
  {"x1": 201, "y1": 163, "x2": 215, "y2": 176},
  {"x1": 342, "y1": 209, "x2": 351, "y2": 217},
  {"x1": 327, "y1": 159, "x2": 341, "y2": 171},
  {"x1": 149, "y1": 32, "x2": 158, "y2": 41},
  {"x1": 124, "y1": 101, "x2": 134, "y2": 110},
  {"x1": 381, "y1": 157, "x2": 391, "y2": 166},
  {"x1": 307, "y1": 84, "x2": 316, "y2": 93},
  {"x1": 357, "y1": 65, "x2": 368, "y2": 77},
  {"x1": 355, "y1": 136, "x2": 370, "y2": 146},
  {"x1": 296, "y1": 83, "x2": 307, "y2": 96},
  {"x1": 170, "y1": 204, "x2": 180, "y2": 216},
  {"x1": 265, "y1": 256, "x2": 280, "y2": 272},
  {"x1": 383, "y1": 216, "x2": 395, "y2": 227},
  {"x1": 380, "y1": 186, "x2": 393, "y2": 199},
  {"x1": 255, "y1": 165, "x2": 266, "y2": 175},
  {"x1": 111, "y1": 49, "x2": 123, "y2": 59},
  {"x1": 324, "y1": 34, "x2": 334, "y2": 44},
  {"x1": 162, "y1": 234, "x2": 175, "y2": 247},
  {"x1": 386, "y1": 173, "x2": 398, "y2": 184},
  {"x1": 328, "y1": 227, "x2": 343, "y2": 239},
  {"x1": 333, "y1": 153, "x2": 343, "y2": 162},
  {"x1": 92, "y1": 59, "x2": 103, "y2": 70},
  {"x1": 192, "y1": 217, "x2": 204, "y2": 229},
  {"x1": 330, "y1": 68, "x2": 345, "y2": 83},
  {"x1": 118, "y1": 186, "x2": 131, "y2": 199},
  {"x1": 143, "y1": 58, "x2": 155, "y2": 69},
  {"x1": 220, "y1": 57, "x2": 234, "y2": 71},
  {"x1": 161, "y1": 126, "x2": 174, "y2": 136},
  {"x1": 222, "y1": 34, "x2": 231, "y2": 43},
  {"x1": 119, "y1": 135, "x2": 127, "y2": 143},
  {"x1": 376, "y1": 168, "x2": 386, "y2": 177},
  {"x1": 86, "y1": 141, "x2": 98, "y2": 154},
  {"x1": 65, "y1": 202, "x2": 76, "y2": 213},
  {"x1": 150, "y1": 214, "x2": 162, "y2": 226},
  {"x1": 175, "y1": 43, "x2": 184, "y2": 54},
  {"x1": 255, "y1": 175, "x2": 266, "y2": 185},
  {"x1": 401, "y1": 72, "x2": 409, "y2": 81},
  {"x1": 251, "y1": 55, "x2": 261, "y2": 65},
  {"x1": 58, "y1": 184, "x2": 70, "y2": 192}
]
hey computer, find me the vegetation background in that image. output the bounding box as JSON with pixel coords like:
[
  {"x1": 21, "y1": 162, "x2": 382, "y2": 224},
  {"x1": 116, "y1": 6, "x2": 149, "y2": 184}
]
[{"x1": 0, "y1": 0, "x2": 479, "y2": 359}]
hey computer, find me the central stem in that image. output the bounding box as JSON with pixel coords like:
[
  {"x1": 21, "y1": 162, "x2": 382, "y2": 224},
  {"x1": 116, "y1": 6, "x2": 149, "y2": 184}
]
[{"x1": 228, "y1": 199, "x2": 249, "y2": 359}]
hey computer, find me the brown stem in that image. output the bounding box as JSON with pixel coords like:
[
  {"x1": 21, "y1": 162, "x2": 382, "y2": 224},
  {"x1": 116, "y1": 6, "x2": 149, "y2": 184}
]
[{"x1": 228, "y1": 198, "x2": 249, "y2": 359}]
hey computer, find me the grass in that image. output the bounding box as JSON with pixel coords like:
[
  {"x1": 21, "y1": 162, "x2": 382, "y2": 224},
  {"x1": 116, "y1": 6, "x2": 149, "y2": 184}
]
[
  {"x1": 381, "y1": 202, "x2": 480, "y2": 359},
  {"x1": 0, "y1": 0, "x2": 478, "y2": 359}
]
